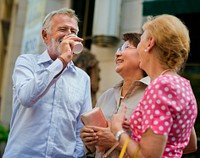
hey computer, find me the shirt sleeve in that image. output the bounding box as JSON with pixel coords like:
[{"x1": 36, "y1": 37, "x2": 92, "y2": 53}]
[
  {"x1": 141, "y1": 77, "x2": 177, "y2": 135},
  {"x1": 12, "y1": 54, "x2": 64, "y2": 108},
  {"x1": 74, "y1": 75, "x2": 92, "y2": 157}
]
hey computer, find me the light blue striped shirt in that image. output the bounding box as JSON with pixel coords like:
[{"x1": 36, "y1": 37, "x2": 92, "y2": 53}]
[{"x1": 3, "y1": 50, "x2": 92, "y2": 158}]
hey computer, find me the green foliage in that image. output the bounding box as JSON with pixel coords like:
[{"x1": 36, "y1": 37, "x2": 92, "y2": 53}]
[{"x1": 0, "y1": 124, "x2": 9, "y2": 142}]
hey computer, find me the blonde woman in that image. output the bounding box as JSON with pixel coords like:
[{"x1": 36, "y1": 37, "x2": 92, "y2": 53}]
[{"x1": 111, "y1": 14, "x2": 198, "y2": 158}]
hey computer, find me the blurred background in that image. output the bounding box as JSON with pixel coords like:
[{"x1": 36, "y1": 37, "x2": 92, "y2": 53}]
[{"x1": 0, "y1": 0, "x2": 199, "y2": 157}]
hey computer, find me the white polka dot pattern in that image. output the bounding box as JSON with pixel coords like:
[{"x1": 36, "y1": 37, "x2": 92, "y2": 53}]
[{"x1": 130, "y1": 75, "x2": 198, "y2": 157}]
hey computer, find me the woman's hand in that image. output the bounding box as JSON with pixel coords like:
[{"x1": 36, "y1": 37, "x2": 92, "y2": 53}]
[
  {"x1": 90, "y1": 126, "x2": 117, "y2": 150},
  {"x1": 80, "y1": 126, "x2": 97, "y2": 153},
  {"x1": 111, "y1": 106, "x2": 127, "y2": 134},
  {"x1": 122, "y1": 118, "x2": 130, "y2": 130}
]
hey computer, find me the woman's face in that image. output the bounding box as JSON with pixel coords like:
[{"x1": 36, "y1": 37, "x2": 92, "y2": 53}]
[
  {"x1": 115, "y1": 40, "x2": 141, "y2": 77},
  {"x1": 137, "y1": 31, "x2": 149, "y2": 72}
]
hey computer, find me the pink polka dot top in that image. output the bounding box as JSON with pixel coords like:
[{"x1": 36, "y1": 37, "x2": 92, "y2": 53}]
[{"x1": 130, "y1": 74, "x2": 198, "y2": 158}]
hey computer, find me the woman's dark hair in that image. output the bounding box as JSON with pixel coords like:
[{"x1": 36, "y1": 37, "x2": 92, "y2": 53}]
[
  {"x1": 122, "y1": 32, "x2": 147, "y2": 77},
  {"x1": 123, "y1": 33, "x2": 141, "y2": 47}
]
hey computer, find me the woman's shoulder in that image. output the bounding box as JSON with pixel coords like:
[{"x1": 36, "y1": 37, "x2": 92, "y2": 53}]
[
  {"x1": 98, "y1": 87, "x2": 116, "y2": 99},
  {"x1": 152, "y1": 74, "x2": 189, "y2": 86}
]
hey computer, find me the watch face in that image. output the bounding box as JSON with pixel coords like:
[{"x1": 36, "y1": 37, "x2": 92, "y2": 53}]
[{"x1": 115, "y1": 129, "x2": 125, "y2": 141}]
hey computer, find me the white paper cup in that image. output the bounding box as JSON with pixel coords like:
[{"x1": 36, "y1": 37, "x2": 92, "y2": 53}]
[{"x1": 74, "y1": 42, "x2": 83, "y2": 54}]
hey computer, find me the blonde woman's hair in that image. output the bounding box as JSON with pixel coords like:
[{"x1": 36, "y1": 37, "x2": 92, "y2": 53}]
[
  {"x1": 143, "y1": 14, "x2": 190, "y2": 72},
  {"x1": 42, "y1": 8, "x2": 79, "y2": 34}
]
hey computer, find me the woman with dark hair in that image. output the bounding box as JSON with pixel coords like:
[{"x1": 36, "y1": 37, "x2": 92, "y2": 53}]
[{"x1": 80, "y1": 32, "x2": 150, "y2": 158}]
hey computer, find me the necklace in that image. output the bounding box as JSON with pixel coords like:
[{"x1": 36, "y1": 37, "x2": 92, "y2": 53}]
[
  {"x1": 120, "y1": 96, "x2": 124, "y2": 99},
  {"x1": 160, "y1": 69, "x2": 176, "y2": 75}
]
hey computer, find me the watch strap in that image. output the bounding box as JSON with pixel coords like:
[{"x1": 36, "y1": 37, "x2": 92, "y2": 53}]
[{"x1": 115, "y1": 129, "x2": 125, "y2": 141}]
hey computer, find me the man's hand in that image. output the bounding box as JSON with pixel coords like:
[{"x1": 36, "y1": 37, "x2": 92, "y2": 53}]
[{"x1": 59, "y1": 35, "x2": 83, "y2": 64}]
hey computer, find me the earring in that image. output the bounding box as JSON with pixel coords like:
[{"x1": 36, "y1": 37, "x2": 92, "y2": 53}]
[{"x1": 144, "y1": 49, "x2": 148, "y2": 52}]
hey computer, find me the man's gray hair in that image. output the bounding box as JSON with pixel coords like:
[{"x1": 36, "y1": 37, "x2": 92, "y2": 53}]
[{"x1": 42, "y1": 8, "x2": 79, "y2": 33}]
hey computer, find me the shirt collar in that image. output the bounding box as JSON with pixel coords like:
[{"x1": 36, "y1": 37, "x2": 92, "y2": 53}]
[
  {"x1": 114, "y1": 76, "x2": 150, "y2": 89},
  {"x1": 37, "y1": 50, "x2": 53, "y2": 64},
  {"x1": 139, "y1": 76, "x2": 150, "y2": 85},
  {"x1": 68, "y1": 61, "x2": 76, "y2": 71},
  {"x1": 37, "y1": 50, "x2": 77, "y2": 71}
]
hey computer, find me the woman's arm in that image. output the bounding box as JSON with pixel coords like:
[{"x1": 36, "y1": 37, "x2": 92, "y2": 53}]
[
  {"x1": 183, "y1": 127, "x2": 197, "y2": 154},
  {"x1": 118, "y1": 128, "x2": 167, "y2": 158},
  {"x1": 111, "y1": 107, "x2": 168, "y2": 158}
]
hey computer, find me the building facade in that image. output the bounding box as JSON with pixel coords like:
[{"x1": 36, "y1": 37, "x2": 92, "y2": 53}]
[
  {"x1": 0, "y1": 0, "x2": 145, "y2": 125},
  {"x1": 0, "y1": 0, "x2": 200, "y2": 156}
]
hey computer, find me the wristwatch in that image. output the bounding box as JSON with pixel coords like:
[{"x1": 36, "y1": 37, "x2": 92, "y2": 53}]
[{"x1": 115, "y1": 129, "x2": 125, "y2": 141}]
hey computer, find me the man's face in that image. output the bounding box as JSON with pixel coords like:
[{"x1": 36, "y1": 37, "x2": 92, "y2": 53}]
[{"x1": 43, "y1": 14, "x2": 79, "y2": 58}]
